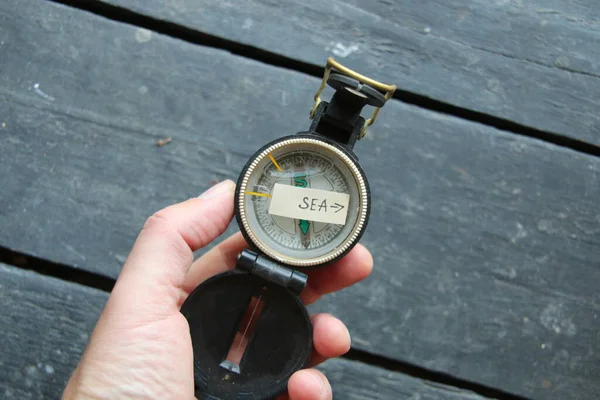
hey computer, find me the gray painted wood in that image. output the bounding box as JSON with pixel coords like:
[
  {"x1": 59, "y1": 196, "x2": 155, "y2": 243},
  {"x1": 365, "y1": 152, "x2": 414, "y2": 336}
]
[
  {"x1": 98, "y1": 0, "x2": 600, "y2": 146},
  {"x1": 0, "y1": 263, "x2": 105, "y2": 400},
  {"x1": 1, "y1": 1, "x2": 600, "y2": 399},
  {"x1": 0, "y1": 263, "x2": 487, "y2": 400},
  {"x1": 326, "y1": 358, "x2": 487, "y2": 400}
]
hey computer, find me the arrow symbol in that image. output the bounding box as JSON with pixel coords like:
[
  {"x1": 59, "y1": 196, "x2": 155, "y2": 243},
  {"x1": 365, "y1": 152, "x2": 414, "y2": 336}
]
[
  {"x1": 299, "y1": 219, "x2": 310, "y2": 235},
  {"x1": 330, "y1": 203, "x2": 345, "y2": 213}
]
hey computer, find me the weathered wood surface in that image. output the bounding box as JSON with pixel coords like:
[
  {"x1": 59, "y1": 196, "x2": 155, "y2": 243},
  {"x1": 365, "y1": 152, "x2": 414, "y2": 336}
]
[
  {"x1": 1, "y1": 1, "x2": 600, "y2": 399},
  {"x1": 0, "y1": 263, "x2": 487, "y2": 400},
  {"x1": 99, "y1": 0, "x2": 600, "y2": 146}
]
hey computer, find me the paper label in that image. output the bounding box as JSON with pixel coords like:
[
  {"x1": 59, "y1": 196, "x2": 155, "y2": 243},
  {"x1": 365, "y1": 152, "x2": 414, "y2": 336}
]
[{"x1": 268, "y1": 183, "x2": 350, "y2": 225}]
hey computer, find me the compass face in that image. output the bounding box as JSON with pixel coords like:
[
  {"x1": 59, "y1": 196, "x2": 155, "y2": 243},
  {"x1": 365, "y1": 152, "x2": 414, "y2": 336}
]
[{"x1": 236, "y1": 136, "x2": 369, "y2": 267}]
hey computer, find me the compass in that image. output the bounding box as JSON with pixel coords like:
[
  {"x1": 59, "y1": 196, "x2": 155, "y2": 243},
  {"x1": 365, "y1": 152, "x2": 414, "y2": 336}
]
[
  {"x1": 236, "y1": 135, "x2": 368, "y2": 267},
  {"x1": 181, "y1": 58, "x2": 396, "y2": 400}
]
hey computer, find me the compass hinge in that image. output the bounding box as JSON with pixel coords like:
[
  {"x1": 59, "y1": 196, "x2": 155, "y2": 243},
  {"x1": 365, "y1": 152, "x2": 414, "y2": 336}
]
[{"x1": 237, "y1": 250, "x2": 308, "y2": 296}]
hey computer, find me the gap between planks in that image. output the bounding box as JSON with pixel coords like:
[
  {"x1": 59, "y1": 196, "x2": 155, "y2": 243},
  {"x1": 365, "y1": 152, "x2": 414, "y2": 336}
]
[
  {"x1": 5, "y1": 2, "x2": 586, "y2": 398},
  {"x1": 0, "y1": 245, "x2": 529, "y2": 400},
  {"x1": 46, "y1": 0, "x2": 600, "y2": 159},
  {"x1": 0, "y1": 246, "x2": 114, "y2": 292}
]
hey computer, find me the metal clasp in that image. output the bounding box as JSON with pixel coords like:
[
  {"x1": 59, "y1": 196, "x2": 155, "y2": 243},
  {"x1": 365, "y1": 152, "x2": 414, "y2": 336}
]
[{"x1": 310, "y1": 57, "x2": 396, "y2": 139}]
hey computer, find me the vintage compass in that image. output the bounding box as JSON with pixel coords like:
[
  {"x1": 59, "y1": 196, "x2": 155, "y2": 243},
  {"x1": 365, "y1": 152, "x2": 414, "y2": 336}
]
[{"x1": 181, "y1": 58, "x2": 395, "y2": 400}]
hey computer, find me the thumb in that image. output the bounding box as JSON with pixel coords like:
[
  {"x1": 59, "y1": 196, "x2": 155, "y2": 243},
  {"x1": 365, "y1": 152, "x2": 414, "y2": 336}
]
[
  {"x1": 106, "y1": 180, "x2": 236, "y2": 322},
  {"x1": 288, "y1": 369, "x2": 332, "y2": 400}
]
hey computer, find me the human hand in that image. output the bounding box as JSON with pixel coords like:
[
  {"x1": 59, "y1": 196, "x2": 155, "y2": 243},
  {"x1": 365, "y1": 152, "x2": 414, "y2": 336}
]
[{"x1": 63, "y1": 180, "x2": 373, "y2": 400}]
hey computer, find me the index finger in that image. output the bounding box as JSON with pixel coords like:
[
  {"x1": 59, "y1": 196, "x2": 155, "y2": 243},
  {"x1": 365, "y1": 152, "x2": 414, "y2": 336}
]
[
  {"x1": 302, "y1": 244, "x2": 373, "y2": 304},
  {"x1": 183, "y1": 235, "x2": 373, "y2": 306}
]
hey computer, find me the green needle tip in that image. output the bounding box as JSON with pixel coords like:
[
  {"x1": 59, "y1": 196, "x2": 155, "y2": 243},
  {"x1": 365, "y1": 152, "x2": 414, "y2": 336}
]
[{"x1": 299, "y1": 219, "x2": 310, "y2": 235}]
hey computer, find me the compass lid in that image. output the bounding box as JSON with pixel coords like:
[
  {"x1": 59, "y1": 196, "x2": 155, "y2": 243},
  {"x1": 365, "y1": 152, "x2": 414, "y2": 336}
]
[{"x1": 181, "y1": 269, "x2": 312, "y2": 400}]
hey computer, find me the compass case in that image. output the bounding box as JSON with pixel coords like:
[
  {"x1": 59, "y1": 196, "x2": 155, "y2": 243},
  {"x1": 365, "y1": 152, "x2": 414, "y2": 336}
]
[
  {"x1": 181, "y1": 59, "x2": 394, "y2": 400},
  {"x1": 180, "y1": 271, "x2": 312, "y2": 400},
  {"x1": 234, "y1": 134, "x2": 371, "y2": 268}
]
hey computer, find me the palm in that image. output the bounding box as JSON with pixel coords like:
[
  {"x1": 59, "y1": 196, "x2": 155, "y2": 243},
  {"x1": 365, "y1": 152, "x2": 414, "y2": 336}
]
[{"x1": 63, "y1": 181, "x2": 372, "y2": 400}]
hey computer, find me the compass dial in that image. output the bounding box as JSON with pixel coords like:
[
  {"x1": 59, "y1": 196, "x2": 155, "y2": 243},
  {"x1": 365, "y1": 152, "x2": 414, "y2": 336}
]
[{"x1": 236, "y1": 136, "x2": 369, "y2": 267}]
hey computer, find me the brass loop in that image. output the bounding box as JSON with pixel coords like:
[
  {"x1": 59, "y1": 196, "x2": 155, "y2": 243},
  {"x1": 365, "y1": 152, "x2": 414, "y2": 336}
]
[{"x1": 310, "y1": 57, "x2": 396, "y2": 139}]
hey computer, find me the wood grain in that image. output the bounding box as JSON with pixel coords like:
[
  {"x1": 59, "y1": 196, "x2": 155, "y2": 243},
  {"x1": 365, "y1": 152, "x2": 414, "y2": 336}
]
[
  {"x1": 0, "y1": 263, "x2": 487, "y2": 400},
  {"x1": 96, "y1": 0, "x2": 600, "y2": 146},
  {"x1": 1, "y1": 1, "x2": 599, "y2": 399},
  {"x1": 0, "y1": 263, "x2": 105, "y2": 400}
]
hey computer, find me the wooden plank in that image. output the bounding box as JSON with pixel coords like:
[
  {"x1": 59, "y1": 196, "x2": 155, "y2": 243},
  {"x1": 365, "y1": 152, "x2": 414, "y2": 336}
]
[
  {"x1": 0, "y1": 263, "x2": 105, "y2": 399},
  {"x1": 0, "y1": 263, "x2": 487, "y2": 400},
  {"x1": 1, "y1": 1, "x2": 600, "y2": 398},
  {"x1": 96, "y1": 0, "x2": 600, "y2": 146},
  {"x1": 325, "y1": 358, "x2": 487, "y2": 400}
]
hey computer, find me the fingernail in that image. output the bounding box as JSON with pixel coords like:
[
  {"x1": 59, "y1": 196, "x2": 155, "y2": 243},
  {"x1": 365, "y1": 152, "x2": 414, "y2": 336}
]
[
  {"x1": 307, "y1": 370, "x2": 328, "y2": 400},
  {"x1": 198, "y1": 180, "x2": 235, "y2": 200}
]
